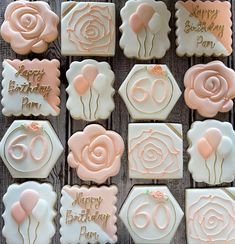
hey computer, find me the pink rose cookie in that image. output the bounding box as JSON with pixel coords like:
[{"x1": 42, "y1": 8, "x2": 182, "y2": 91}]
[
  {"x1": 186, "y1": 188, "x2": 235, "y2": 244},
  {"x1": 60, "y1": 185, "x2": 118, "y2": 244},
  {"x1": 61, "y1": 2, "x2": 115, "y2": 56},
  {"x1": 2, "y1": 181, "x2": 57, "y2": 244},
  {"x1": 119, "y1": 186, "x2": 184, "y2": 243},
  {"x1": 68, "y1": 124, "x2": 124, "y2": 184},
  {"x1": 2, "y1": 59, "x2": 60, "y2": 116},
  {"x1": 176, "y1": 1, "x2": 232, "y2": 57},
  {"x1": 184, "y1": 61, "x2": 235, "y2": 117},
  {"x1": 1, "y1": 1, "x2": 59, "y2": 55}
]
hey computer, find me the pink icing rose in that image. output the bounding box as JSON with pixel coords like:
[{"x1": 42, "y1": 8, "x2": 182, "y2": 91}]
[
  {"x1": 68, "y1": 124, "x2": 124, "y2": 184},
  {"x1": 150, "y1": 191, "x2": 168, "y2": 202},
  {"x1": 184, "y1": 61, "x2": 235, "y2": 117},
  {"x1": 25, "y1": 122, "x2": 42, "y2": 132},
  {"x1": 1, "y1": 1, "x2": 59, "y2": 55}
]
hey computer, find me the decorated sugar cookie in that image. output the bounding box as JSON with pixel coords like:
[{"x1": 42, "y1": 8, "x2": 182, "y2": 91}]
[
  {"x1": 175, "y1": 1, "x2": 232, "y2": 57},
  {"x1": 1, "y1": 1, "x2": 59, "y2": 55},
  {"x1": 0, "y1": 120, "x2": 63, "y2": 178},
  {"x1": 61, "y1": 2, "x2": 115, "y2": 56},
  {"x1": 66, "y1": 60, "x2": 115, "y2": 121},
  {"x1": 119, "y1": 186, "x2": 184, "y2": 243},
  {"x1": 60, "y1": 185, "x2": 118, "y2": 244},
  {"x1": 2, "y1": 181, "x2": 57, "y2": 244},
  {"x1": 186, "y1": 188, "x2": 235, "y2": 244},
  {"x1": 120, "y1": 0, "x2": 171, "y2": 59},
  {"x1": 68, "y1": 124, "x2": 124, "y2": 184},
  {"x1": 129, "y1": 123, "x2": 183, "y2": 179},
  {"x1": 187, "y1": 120, "x2": 235, "y2": 185},
  {"x1": 184, "y1": 61, "x2": 235, "y2": 117},
  {"x1": 119, "y1": 64, "x2": 181, "y2": 120},
  {"x1": 2, "y1": 59, "x2": 60, "y2": 116}
]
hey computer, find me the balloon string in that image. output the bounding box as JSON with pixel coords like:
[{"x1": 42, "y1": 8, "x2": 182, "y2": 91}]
[
  {"x1": 213, "y1": 153, "x2": 217, "y2": 184},
  {"x1": 219, "y1": 158, "x2": 224, "y2": 184},
  {"x1": 80, "y1": 96, "x2": 87, "y2": 120},
  {"x1": 89, "y1": 87, "x2": 92, "y2": 120},
  {"x1": 143, "y1": 27, "x2": 147, "y2": 58},
  {"x1": 18, "y1": 225, "x2": 24, "y2": 244},
  {"x1": 205, "y1": 160, "x2": 211, "y2": 183},
  {"x1": 137, "y1": 34, "x2": 141, "y2": 58},
  {"x1": 27, "y1": 216, "x2": 31, "y2": 244},
  {"x1": 94, "y1": 94, "x2": 100, "y2": 120},
  {"x1": 149, "y1": 34, "x2": 155, "y2": 57},
  {"x1": 33, "y1": 221, "x2": 40, "y2": 244}
]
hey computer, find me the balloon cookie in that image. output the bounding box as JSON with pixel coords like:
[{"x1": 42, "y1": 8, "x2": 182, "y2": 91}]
[
  {"x1": 2, "y1": 181, "x2": 57, "y2": 244},
  {"x1": 184, "y1": 61, "x2": 235, "y2": 117},
  {"x1": 120, "y1": 0, "x2": 171, "y2": 59},
  {"x1": 1, "y1": 1, "x2": 59, "y2": 55},
  {"x1": 175, "y1": 1, "x2": 232, "y2": 57},
  {"x1": 187, "y1": 120, "x2": 235, "y2": 185},
  {"x1": 66, "y1": 59, "x2": 115, "y2": 121},
  {"x1": 61, "y1": 2, "x2": 115, "y2": 56}
]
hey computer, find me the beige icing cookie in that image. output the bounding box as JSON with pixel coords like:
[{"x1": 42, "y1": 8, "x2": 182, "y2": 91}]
[
  {"x1": 2, "y1": 59, "x2": 60, "y2": 116},
  {"x1": 0, "y1": 120, "x2": 63, "y2": 178},
  {"x1": 186, "y1": 188, "x2": 235, "y2": 244},
  {"x1": 120, "y1": 0, "x2": 171, "y2": 60},
  {"x1": 66, "y1": 59, "x2": 115, "y2": 121},
  {"x1": 60, "y1": 185, "x2": 118, "y2": 244},
  {"x1": 61, "y1": 2, "x2": 115, "y2": 56},
  {"x1": 119, "y1": 186, "x2": 184, "y2": 243},
  {"x1": 119, "y1": 64, "x2": 181, "y2": 120},
  {"x1": 129, "y1": 123, "x2": 183, "y2": 179},
  {"x1": 175, "y1": 1, "x2": 232, "y2": 57},
  {"x1": 2, "y1": 181, "x2": 57, "y2": 244},
  {"x1": 0, "y1": 1, "x2": 59, "y2": 55},
  {"x1": 68, "y1": 124, "x2": 124, "y2": 184},
  {"x1": 184, "y1": 61, "x2": 235, "y2": 117}
]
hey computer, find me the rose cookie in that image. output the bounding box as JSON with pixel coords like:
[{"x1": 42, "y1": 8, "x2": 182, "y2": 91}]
[
  {"x1": 175, "y1": 1, "x2": 232, "y2": 57},
  {"x1": 129, "y1": 123, "x2": 183, "y2": 179},
  {"x1": 61, "y1": 2, "x2": 115, "y2": 56},
  {"x1": 68, "y1": 124, "x2": 124, "y2": 184},
  {"x1": 187, "y1": 120, "x2": 235, "y2": 185},
  {"x1": 2, "y1": 59, "x2": 60, "y2": 116},
  {"x1": 186, "y1": 188, "x2": 235, "y2": 243},
  {"x1": 119, "y1": 186, "x2": 184, "y2": 243},
  {"x1": 66, "y1": 60, "x2": 115, "y2": 121},
  {"x1": 2, "y1": 181, "x2": 56, "y2": 244},
  {"x1": 0, "y1": 120, "x2": 63, "y2": 178},
  {"x1": 1, "y1": 1, "x2": 59, "y2": 55},
  {"x1": 120, "y1": 0, "x2": 171, "y2": 60},
  {"x1": 184, "y1": 61, "x2": 235, "y2": 117},
  {"x1": 119, "y1": 64, "x2": 181, "y2": 120},
  {"x1": 60, "y1": 185, "x2": 118, "y2": 244}
]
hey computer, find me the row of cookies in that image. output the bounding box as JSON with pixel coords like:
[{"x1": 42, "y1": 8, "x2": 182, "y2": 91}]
[
  {"x1": 0, "y1": 0, "x2": 232, "y2": 58},
  {"x1": 3, "y1": 181, "x2": 235, "y2": 243}
]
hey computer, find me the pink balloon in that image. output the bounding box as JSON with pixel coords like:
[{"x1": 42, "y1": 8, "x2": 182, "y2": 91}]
[
  {"x1": 129, "y1": 13, "x2": 145, "y2": 33},
  {"x1": 136, "y1": 3, "x2": 155, "y2": 25},
  {"x1": 11, "y1": 202, "x2": 27, "y2": 225},
  {"x1": 73, "y1": 74, "x2": 90, "y2": 96},
  {"x1": 81, "y1": 64, "x2": 98, "y2": 83},
  {"x1": 19, "y1": 189, "x2": 39, "y2": 214},
  {"x1": 197, "y1": 138, "x2": 213, "y2": 160},
  {"x1": 204, "y1": 128, "x2": 222, "y2": 150}
]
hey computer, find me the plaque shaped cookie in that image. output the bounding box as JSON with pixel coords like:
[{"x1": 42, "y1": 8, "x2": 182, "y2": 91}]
[
  {"x1": 2, "y1": 181, "x2": 57, "y2": 244},
  {"x1": 187, "y1": 120, "x2": 235, "y2": 185},
  {"x1": 129, "y1": 123, "x2": 183, "y2": 179},
  {"x1": 61, "y1": 2, "x2": 115, "y2": 56},
  {"x1": 66, "y1": 60, "x2": 115, "y2": 121},
  {"x1": 60, "y1": 185, "x2": 118, "y2": 244},
  {"x1": 119, "y1": 186, "x2": 184, "y2": 244},
  {"x1": 0, "y1": 120, "x2": 63, "y2": 178},
  {"x1": 120, "y1": 0, "x2": 171, "y2": 60},
  {"x1": 2, "y1": 59, "x2": 60, "y2": 116},
  {"x1": 186, "y1": 188, "x2": 235, "y2": 244},
  {"x1": 176, "y1": 1, "x2": 232, "y2": 57},
  {"x1": 0, "y1": 1, "x2": 59, "y2": 55},
  {"x1": 119, "y1": 64, "x2": 181, "y2": 120}
]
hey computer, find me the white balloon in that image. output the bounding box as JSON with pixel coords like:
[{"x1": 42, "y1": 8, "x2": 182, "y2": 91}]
[
  {"x1": 217, "y1": 136, "x2": 233, "y2": 158},
  {"x1": 148, "y1": 13, "x2": 162, "y2": 34},
  {"x1": 31, "y1": 199, "x2": 48, "y2": 220},
  {"x1": 92, "y1": 74, "x2": 107, "y2": 93}
]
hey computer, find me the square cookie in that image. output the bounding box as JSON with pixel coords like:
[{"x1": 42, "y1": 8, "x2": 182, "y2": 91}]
[
  {"x1": 128, "y1": 123, "x2": 183, "y2": 179},
  {"x1": 186, "y1": 188, "x2": 235, "y2": 244},
  {"x1": 175, "y1": 1, "x2": 232, "y2": 57},
  {"x1": 61, "y1": 2, "x2": 115, "y2": 56},
  {"x1": 60, "y1": 185, "x2": 118, "y2": 244}
]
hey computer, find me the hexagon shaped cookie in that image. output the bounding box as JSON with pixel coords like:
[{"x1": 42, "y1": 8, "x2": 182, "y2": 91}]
[
  {"x1": 119, "y1": 186, "x2": 184, "y2": 243},
  {"x1": 119, "y1": 64, "x2": 181, "y2": 120},
  {"x1": 0, "y1": 120, "x2": 63, "y2": 178}
]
